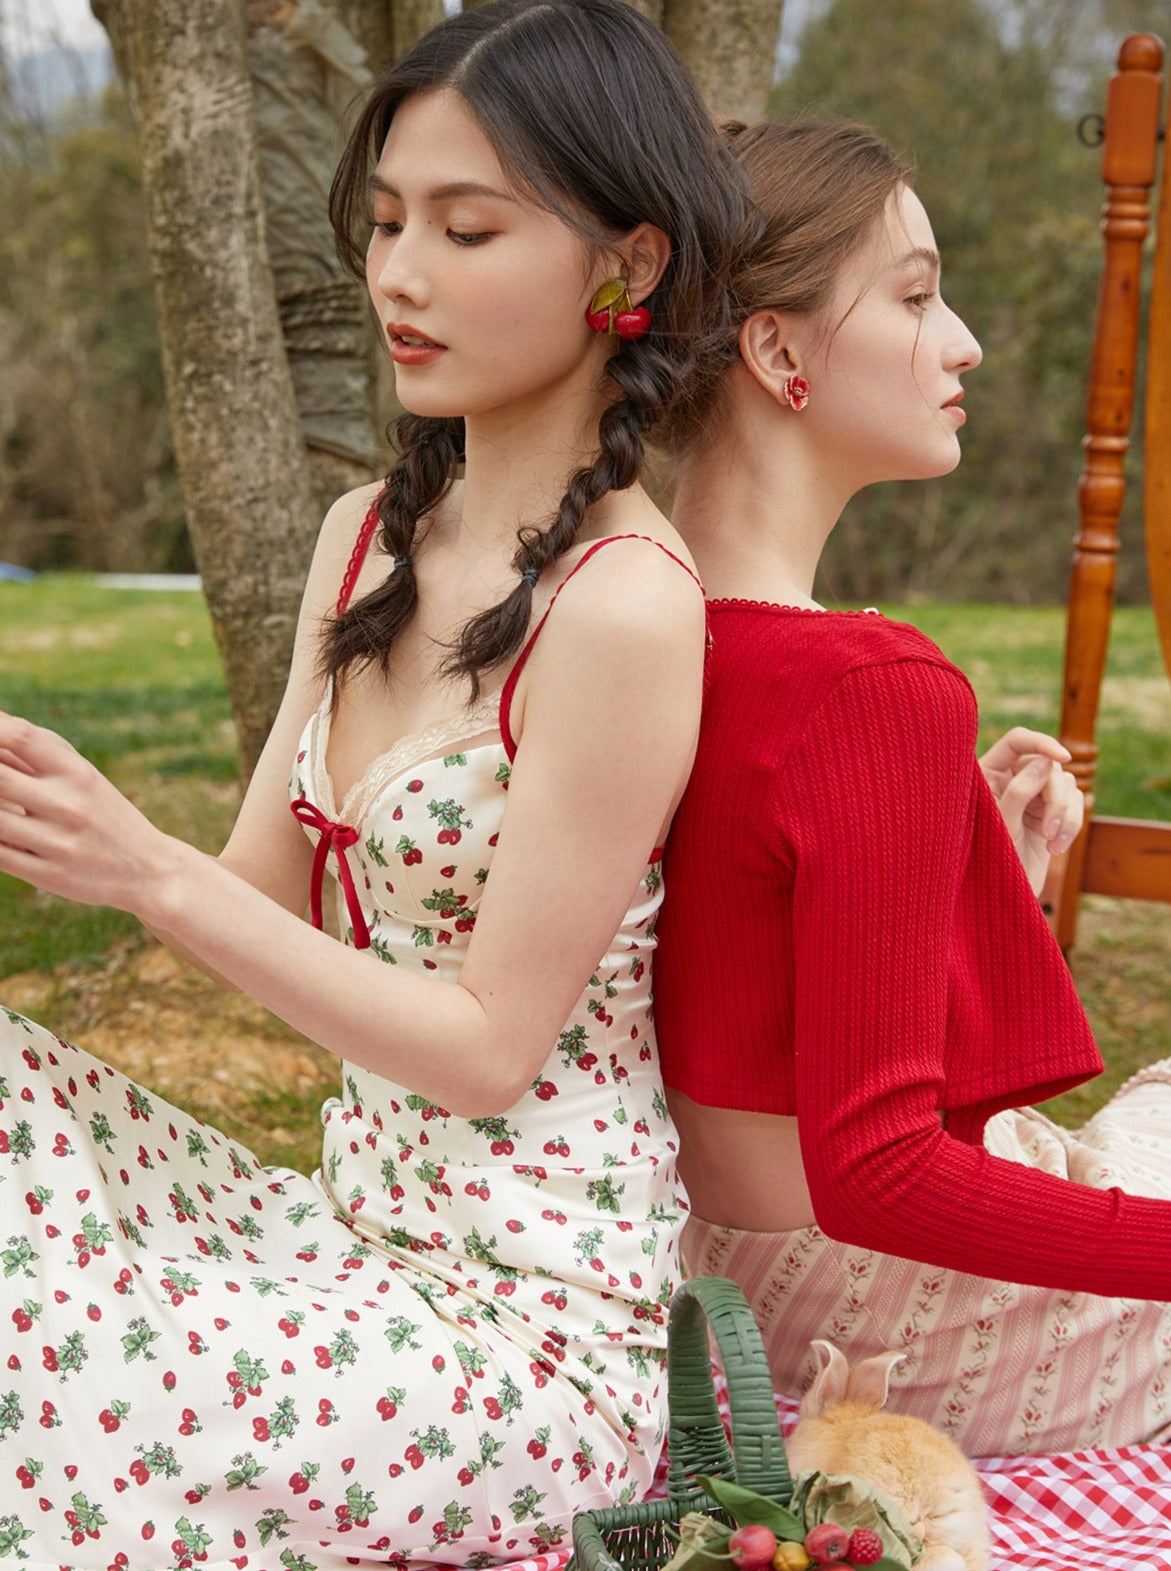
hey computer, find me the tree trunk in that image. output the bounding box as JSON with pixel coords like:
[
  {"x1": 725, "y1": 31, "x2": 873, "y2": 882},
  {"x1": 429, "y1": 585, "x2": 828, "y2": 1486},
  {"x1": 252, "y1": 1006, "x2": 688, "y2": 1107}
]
[
  {"x1": 663, "y1": 0, "x2": 784, "y2": 121},
  {"x1": 93, "y1": 0, "x2": 320, "y2": 781},
  {"x1": 245, "y1": 1, "x2": 381, "y2": 520}
]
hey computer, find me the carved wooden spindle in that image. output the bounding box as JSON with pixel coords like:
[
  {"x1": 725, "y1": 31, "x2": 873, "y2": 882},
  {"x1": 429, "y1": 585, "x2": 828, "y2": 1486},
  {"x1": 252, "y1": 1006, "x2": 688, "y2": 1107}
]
[
  {"x1": 1146, "y1": 71, "x2": 1171, "y2": 685},
  {"x1": 1045, "y1": 33, "x2": 1164, "y2": 948}
]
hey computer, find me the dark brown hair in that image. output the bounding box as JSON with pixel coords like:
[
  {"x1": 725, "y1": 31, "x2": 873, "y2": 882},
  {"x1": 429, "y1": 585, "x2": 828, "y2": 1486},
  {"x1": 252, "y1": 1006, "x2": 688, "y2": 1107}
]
[
  {"x1": 323, "y1": 0, "x2": 749, "y2": 699},
  {"x1": 666, "y1": 117, "x2": 912, "y2": 452}
]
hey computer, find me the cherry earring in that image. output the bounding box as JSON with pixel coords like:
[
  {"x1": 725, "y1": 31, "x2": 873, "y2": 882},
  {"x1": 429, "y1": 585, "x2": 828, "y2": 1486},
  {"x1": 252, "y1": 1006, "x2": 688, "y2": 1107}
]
[
  {"x1": 586, "y1": 279, "x2": 651, "y2": 341},
  {"x1": 782, "y1": 374, "x2": 810, "y2": 411}
]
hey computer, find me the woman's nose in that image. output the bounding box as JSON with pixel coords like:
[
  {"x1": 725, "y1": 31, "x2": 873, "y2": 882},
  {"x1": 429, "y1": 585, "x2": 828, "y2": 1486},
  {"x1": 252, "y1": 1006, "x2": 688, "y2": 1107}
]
[{"x1": 946, "y1": 304, "x2": 982, "y2": 372}]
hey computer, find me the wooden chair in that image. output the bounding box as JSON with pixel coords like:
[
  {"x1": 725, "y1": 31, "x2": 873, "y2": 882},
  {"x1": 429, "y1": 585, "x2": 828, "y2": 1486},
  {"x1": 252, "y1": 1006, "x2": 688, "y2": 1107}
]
[{"x1": 1043, "y1": 31, "x2": 1171, "y2": 949}]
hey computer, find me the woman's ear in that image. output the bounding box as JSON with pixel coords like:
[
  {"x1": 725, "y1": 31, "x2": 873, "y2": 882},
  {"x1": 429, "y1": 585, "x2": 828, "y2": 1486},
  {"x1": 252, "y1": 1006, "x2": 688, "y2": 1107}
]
[
  {"x1": 618, "y1": 223, "x2": 671, "y2": 305},
  {"x1": 739, "y1": 309, "x2": 802, "y2": 403}
]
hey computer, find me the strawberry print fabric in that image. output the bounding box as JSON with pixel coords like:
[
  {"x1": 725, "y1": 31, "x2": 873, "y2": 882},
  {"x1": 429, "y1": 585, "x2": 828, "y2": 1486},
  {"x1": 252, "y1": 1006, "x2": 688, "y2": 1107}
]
[{"x1": 0, "y1": 684, "x2": 684, "y2": 1567}]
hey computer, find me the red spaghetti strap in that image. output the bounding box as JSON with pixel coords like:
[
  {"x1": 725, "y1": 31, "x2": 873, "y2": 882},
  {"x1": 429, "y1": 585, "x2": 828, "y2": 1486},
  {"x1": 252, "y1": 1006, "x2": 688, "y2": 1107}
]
[
  {"x1": 498, "y1": 534, "x2": 703, "y2": 760},
  {"x1": 335, "y1": 500, "x2": 382, "y2": 618}
]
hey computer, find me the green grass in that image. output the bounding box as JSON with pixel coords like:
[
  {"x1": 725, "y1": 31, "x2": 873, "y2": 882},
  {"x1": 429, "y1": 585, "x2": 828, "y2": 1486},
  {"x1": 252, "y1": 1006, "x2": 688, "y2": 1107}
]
[{"x1": 0, "y1": 576, "x2": 240, "y2": 976}]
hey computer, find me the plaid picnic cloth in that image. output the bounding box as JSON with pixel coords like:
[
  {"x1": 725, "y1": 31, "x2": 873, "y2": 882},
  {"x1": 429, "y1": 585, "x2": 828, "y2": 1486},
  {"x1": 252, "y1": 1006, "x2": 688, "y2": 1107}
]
[{"x1": 492, "y1": 1377, "x2": 1171, "y2": 1571}]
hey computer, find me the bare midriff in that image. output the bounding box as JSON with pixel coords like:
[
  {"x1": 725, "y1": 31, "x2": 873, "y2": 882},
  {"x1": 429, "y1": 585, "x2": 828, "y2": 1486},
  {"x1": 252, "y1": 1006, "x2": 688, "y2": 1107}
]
[{"x1": 667, "y1": 1090, "x2": 816, "y2": 1233}]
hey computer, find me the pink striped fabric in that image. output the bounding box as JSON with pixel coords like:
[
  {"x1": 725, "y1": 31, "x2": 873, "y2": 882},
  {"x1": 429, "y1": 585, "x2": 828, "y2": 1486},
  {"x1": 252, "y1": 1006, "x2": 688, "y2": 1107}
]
[{"x1": 682, "y1": 1060, "x2": 1171, "y2": 1457}]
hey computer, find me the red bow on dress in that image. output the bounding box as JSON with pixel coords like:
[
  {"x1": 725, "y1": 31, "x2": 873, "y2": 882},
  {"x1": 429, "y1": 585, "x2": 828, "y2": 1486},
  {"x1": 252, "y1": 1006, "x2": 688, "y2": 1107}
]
[{"x1": 289, "y1": 798, "x2": 372, "y2": 951}]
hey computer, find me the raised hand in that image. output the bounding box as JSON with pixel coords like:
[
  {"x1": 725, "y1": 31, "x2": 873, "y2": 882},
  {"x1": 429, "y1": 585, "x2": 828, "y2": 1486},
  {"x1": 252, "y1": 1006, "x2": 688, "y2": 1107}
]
[
  {"x1": 978, "y1": 726, "x2": 1084, "y2": 895},
  {"x1": 0, "y1": 712, "x2": 176, "y2": 916}
]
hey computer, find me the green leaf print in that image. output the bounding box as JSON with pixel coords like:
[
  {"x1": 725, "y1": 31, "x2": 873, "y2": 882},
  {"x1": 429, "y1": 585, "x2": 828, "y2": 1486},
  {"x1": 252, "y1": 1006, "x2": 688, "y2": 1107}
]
[
  {"x1": 269, "y1": 1395, "x2": 299, "y2": 1443},
  {"x1": 509, "y1": 1484, "x2": 547, "y2": 1523},
  {"x1": 226, "y1": 1451, "x2": 268, "y2": 1490},
  {"x1": 443, "y1": 1501, "x2": 474, "y2": 1535},
  {"x1": 427, "y1": 797, "x2": 470, "y2": 832},
  {"x1": 586, "y1": 1176, "x2": 626, "y2": 1213},
  {"x1": 279, "y1": 1552, "x2": 317, "y2": 1571},
  {"x1": 444, "y1": 753, "x2": 468, "y2": 767},
  {"x1": 532, "y1": 1522, "x2": 568, "y2": 1548},
  {"x1": 185, "y1": 1128, "x2": 211, "y2": 1164},
  {"x1": 88, "y1": 1112, "x2": 115, "y2": 1153},
  {"x1": 257, "y1": 1507, "x2": 295, "y2": 1546},
  {"x1": 383, "y1": 1316, "x2": 423, "y2": 1352},
  {"x1": 365, "y1": 833, "x2": 389, "y2": 867},
  {"x1": 343, "y1": 1482, "x2": 378, "y2": 1522},
  {"x1": 232, "y1": 1349, "x2": 270, "y2": 1389},
  {"x1": 139, "y1": 1441, "x2": 182, "y2": 1478},
  {"x1": 369, "y1": 933, "x2": 398, "y2": 964},
  {"x1": 454, "y1": 1342, "x2": 487, "y2": 1379},
  {"x1": 0, "y1": 1392, "x2": 24, "y2": 1440},
  {"x1": 0, "y1": 1515, "x2": 35, "y2": 1557},
  {"x1": 125, "y1": 1085, "x2": 153, "y2": 1120},
  {"x1": 68, "y1": 1492, "x2": 107, "y2": 1532},
  {"x1": 8, "y1": 1123, "x2": 34, "y2": 1160},
  {"x1": 175, "y1": 1517, "x2": 214, "y2": 1555},
  {"x1": 414, "y1": 1424, "x2": 455, "y2": 1460},
  {"x1": 121, "y1": 1316, "x2": 161, "y2": 1363}
]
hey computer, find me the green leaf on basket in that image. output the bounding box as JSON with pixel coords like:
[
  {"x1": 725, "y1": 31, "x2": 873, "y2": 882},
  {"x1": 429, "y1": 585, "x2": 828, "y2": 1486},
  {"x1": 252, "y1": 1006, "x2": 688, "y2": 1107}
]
[{"x1": 693, "y1": 1477, "x2": 805, "y2": 1542}]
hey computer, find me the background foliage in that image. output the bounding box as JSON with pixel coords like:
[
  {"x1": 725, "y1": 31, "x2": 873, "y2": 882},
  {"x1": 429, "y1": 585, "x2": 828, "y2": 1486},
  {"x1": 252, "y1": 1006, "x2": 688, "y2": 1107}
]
[{"x1": 0, "y1": 0, "x2": 1163, "y2": 603}]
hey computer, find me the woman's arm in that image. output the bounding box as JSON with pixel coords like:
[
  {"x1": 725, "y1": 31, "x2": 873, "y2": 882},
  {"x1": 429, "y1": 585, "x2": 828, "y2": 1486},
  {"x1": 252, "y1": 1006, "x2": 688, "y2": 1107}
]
[
  {"x1": 138, "y1": 483, "x2": 383, "y2": 984},
  {"x1": 0, "y1": 539, "x2": 704, "y2": 1116},
  {"x1": 784, "y1": 661, "x2": 1171, "y2": 1300}
]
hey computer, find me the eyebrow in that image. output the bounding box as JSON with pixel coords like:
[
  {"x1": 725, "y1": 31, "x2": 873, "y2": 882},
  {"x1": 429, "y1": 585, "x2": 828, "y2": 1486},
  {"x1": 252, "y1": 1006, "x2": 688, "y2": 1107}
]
[
  {"x1": 893, "y1": 246, "x2": 941, "y2": 272},
  {"x1": 367, "y1": 174, "x2": 518, "y2": 204}
]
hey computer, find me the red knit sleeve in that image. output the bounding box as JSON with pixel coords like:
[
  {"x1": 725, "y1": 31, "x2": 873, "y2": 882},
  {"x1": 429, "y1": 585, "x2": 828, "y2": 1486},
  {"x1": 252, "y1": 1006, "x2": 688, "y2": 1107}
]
[{"x1": 781, "y1": 658, "x2": 1171, "y2": 1300}]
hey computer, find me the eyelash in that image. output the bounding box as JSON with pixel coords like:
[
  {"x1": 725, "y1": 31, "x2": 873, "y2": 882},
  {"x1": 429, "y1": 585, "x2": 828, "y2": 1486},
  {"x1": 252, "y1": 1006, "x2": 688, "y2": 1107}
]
[
  {"x1": 370, "y1": 221, "x2": 493, "y2": 247},
  {"x1": 905, "y1": 290, "x2": 936, "y2": 311}
]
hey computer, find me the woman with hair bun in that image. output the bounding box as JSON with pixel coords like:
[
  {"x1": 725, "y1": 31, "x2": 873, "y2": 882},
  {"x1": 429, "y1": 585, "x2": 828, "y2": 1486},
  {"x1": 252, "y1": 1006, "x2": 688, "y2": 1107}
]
[
  {"x1": 657, "y1": 116, "x2": 1171, "y2": 1458},
  {"x1": 0, "y1": 2, "x2": 749, "y2": 1561}
]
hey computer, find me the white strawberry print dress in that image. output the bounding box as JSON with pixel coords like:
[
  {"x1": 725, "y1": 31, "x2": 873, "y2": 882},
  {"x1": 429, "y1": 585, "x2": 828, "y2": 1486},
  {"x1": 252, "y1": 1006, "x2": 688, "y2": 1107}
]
[{"x1": 0, "y1": 530, "x2": 690, "y2": 1571}]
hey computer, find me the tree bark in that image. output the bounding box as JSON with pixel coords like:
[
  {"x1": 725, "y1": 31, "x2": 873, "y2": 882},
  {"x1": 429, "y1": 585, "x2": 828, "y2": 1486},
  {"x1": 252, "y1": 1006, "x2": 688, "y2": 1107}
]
[
  {"x1": 662, "y1": 0, "x2": 784, "y2": 121},
  {"x1": 92, "y1": 0, "x2": 320, "y2": 781},
  {"x1": 245, "y1": 1, "x2": 381, "y2": 520}
]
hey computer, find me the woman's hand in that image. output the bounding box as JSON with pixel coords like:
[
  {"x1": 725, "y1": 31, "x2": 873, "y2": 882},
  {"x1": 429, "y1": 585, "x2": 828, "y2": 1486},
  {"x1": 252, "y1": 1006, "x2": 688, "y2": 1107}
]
[
  {"x1": 978, "y1": 727, "x2": 1084, "y2": 895},
  {"x1": 0, "y1": 713, "x2": 177, "y2": 916}
]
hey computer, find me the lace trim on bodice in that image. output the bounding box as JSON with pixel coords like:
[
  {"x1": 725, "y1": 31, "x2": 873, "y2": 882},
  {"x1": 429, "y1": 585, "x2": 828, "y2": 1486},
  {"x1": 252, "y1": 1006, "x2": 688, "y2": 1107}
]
[{"x1": 307, "y1": 686, "x2": 504, "y2": 830}]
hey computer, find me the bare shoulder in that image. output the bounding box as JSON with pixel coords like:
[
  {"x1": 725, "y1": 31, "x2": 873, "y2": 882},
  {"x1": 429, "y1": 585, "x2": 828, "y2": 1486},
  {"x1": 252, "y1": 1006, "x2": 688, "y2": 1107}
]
[
  {"x1": 547, "y1": 532, "x2": 705, "y2": 658},
  {"x1": 291, "y1": 479, "x2": 384, "y2": 628},
  {"x1": 312, "y1": 479, "x2": 385, "y2": 579}
]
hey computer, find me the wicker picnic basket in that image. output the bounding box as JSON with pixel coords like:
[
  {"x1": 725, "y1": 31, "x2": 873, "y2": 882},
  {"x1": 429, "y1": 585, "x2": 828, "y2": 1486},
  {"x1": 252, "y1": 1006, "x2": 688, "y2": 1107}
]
[{"x1": 570, "y1": 1276, "x2": 793, "y2": 1571}]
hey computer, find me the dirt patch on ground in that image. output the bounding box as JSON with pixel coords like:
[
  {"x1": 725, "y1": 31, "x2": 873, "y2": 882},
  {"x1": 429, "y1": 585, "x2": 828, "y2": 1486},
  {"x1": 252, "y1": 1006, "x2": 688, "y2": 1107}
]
[{"x1": 4, "y1": 937, "x2": 338, "y2": 1173}]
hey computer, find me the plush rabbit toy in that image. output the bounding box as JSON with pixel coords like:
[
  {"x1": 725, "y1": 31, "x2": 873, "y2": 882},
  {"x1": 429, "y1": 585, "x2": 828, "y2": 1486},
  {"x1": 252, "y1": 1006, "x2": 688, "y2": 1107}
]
[{"x1": 786, "y1": 1341, "x2": 991, "y2": 1571}]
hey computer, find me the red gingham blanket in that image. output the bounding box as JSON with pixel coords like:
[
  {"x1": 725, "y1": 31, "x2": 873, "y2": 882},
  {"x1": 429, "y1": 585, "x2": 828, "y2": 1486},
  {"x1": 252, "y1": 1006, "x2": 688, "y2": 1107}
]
[{"x1": 495, "y1": 1379, "x2": 1171, "y2": 1571}]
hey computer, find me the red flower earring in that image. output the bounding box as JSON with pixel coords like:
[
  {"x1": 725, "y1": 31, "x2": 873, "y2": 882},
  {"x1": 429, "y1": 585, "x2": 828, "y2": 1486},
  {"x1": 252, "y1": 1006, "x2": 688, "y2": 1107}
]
[
  {"x1": 586, "y1": 279, "x2": 651, "y2": 341},
  {"x1": 782, "y1": 374, "x2": 810, "y2": 411}
]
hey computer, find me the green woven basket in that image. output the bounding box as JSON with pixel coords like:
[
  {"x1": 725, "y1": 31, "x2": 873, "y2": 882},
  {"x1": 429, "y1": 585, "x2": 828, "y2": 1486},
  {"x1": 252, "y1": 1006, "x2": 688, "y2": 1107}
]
[{"x1": 570, "y1": 1276, "x2": 792, "y2": 1571}]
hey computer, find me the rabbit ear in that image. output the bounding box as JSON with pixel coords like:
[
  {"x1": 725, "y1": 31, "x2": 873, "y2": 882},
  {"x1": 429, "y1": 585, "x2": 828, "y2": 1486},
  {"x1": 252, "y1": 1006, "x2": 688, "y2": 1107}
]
[
  {"x1": 844, "y1": 1349, "x2": 907, "y2": 1409},
  {"x1": 799, "y1": 1339, "x2": 849, "y2": 1416}
]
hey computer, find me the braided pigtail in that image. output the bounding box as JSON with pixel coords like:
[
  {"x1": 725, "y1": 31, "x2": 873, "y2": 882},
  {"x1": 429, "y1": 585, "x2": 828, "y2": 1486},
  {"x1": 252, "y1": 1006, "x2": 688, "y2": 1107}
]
[
  {"x1": 442, "y1": 329, "x2": 675, "y2": 698},
  {"x1": 320, "y1": 414, "x2": 465, "y2": 690}
]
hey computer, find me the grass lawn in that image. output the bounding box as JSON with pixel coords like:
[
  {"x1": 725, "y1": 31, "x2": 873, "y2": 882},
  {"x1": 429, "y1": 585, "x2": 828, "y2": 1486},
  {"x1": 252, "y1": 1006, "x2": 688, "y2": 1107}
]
[{"x1": 1, "y1": 576, "x2": 1169, "y2": 1170}]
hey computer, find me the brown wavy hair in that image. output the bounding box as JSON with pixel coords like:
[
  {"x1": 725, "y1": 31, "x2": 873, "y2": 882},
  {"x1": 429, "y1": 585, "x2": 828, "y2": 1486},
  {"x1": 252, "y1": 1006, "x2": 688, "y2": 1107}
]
[{"x1": 323, "y1": 0, "x2": 749, "y2": 699}]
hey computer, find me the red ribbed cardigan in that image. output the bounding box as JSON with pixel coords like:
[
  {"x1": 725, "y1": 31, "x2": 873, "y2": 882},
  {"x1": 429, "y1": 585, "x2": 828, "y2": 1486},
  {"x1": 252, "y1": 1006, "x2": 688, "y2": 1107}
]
[{"x1": 655, "y1": 602, "x2": 1171, "y2": 1299}]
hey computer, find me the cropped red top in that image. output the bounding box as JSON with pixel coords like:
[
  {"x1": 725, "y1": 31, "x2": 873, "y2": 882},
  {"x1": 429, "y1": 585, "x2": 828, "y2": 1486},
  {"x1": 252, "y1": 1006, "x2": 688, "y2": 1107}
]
[{"x1": 655, "y1": 603, "x2": 1171, "y2": 1298}]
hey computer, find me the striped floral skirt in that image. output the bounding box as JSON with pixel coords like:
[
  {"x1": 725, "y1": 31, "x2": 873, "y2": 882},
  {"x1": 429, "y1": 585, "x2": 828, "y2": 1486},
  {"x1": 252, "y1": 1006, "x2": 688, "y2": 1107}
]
[{"x1": 683, "y1": 1061, "x2": 1171, "y2": 1456}]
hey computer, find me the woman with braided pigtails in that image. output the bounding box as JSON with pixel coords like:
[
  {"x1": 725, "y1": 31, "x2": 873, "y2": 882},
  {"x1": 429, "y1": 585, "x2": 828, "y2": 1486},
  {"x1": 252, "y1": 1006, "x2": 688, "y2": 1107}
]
[{"x1": 0, "y1": 2, "x2": 748, "y2": 1563}]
